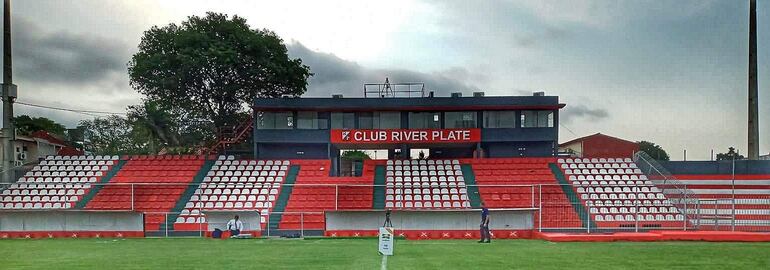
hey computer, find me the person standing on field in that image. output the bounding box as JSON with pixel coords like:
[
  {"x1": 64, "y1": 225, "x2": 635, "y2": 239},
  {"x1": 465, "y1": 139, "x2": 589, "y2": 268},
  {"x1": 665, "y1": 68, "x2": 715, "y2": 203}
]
[{"x1": 479, "y1": 201, "x2": 491, "y2": 243}]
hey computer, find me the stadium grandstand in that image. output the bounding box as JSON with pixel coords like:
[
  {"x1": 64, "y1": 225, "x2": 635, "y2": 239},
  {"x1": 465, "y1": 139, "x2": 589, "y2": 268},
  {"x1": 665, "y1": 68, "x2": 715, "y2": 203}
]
[
  {"x1": 3, "y1": 1, "x2": 770, "y2": 269},
  {"x1": 1, "y1": 85, "x2": 769, "y2": 242}
]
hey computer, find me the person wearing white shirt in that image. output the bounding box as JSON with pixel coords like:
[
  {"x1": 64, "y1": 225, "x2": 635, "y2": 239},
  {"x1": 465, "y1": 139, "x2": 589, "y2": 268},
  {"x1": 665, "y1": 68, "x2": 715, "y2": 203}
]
[{"x1": 226, "y1": 215, "x2": 243, "y2": 237}]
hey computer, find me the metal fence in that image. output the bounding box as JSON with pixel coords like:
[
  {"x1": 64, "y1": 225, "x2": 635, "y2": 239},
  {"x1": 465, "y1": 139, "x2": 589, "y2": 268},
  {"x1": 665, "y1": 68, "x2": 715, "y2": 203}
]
[
  {"x1": 138, "y1": 210, "x2": 325, "y2": 238},
  {"x1": 1, "y1": 182, "x2": 768, "y2": 237},
  {"x1": 632, "y1": 152, "x2": 770, "y2": 232}
]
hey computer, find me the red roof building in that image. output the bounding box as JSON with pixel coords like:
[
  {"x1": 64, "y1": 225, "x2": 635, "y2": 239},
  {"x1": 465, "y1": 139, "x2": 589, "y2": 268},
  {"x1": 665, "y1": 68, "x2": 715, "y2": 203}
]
[
  {"x1": 30, "y1": 130, "x2": 67, "y2": 146},
  {"x1": 559, "y1": 133, "x2": 639, "y2": 158},
  {"x1": 29, "y1": 130, "x2": 84, "y2": 156}
]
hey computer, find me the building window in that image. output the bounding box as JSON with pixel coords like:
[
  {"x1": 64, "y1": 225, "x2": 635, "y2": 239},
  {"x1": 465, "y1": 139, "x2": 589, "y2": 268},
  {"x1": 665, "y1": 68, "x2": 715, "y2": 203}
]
[
  {"x1": 378, "y1": 112, "x2": 401, "y2": 129},
  {"x1": 359, "y1": 111, "x2": 401, "y2": 129},
  {"x1": 331, "y1": 112, "x2": 355, "y2": 129},
  {"x1": 359, "y1": 112, "x2": 373, "y2": 129},
  {"x1": 445, "y1": 111, "x2": 477, "y2": 128},
  {"x1": 257, "y1": 111, "x2": 293, "y2": 129},
  {"x1": 520, "y1": 110, "x2": 554, "y2": 128},
  {"x1": 483, "y1": 111, "x2": 516, "y2": 128},
  {"x1": 319, "y1": 116, "x2": 329, "y2": 129},
  {"x1": 409, "y1": 112, "x2": 441, "y2": 129},
  {"x1": 297, "y1": 111, "x2": 327, "y2": 129}
]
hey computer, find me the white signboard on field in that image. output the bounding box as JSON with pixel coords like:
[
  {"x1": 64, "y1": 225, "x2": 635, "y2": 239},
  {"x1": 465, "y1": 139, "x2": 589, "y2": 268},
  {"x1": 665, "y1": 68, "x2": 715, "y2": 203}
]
[{"x1": 378, "y1": 227, "x2": 394, "y2": 256}]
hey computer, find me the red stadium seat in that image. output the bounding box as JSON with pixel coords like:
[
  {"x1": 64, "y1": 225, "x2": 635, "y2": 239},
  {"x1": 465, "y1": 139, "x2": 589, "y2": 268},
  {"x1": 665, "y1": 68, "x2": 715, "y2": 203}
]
[{"x1": 83, "y1": 155, "x2": 206, "y2": 230}]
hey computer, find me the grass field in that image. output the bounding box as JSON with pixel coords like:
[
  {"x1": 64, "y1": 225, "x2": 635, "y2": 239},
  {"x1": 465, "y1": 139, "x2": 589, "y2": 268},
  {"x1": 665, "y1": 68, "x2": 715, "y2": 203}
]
[{"x1": 1, "y1": 238, "x2": 769, "y2": 269}]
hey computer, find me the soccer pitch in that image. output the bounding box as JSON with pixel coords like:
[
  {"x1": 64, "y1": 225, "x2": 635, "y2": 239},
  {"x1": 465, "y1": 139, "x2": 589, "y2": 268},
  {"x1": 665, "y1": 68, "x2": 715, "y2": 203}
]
[{"x1": 1, "y1": 238, "x2": 768, "y2": 269}]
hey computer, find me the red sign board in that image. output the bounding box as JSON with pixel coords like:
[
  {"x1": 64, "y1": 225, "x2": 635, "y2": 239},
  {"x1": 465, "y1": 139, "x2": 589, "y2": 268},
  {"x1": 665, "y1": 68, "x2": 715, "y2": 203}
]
[{"x1": 330, "y1": 129, "x2": 481, "y2": 144}]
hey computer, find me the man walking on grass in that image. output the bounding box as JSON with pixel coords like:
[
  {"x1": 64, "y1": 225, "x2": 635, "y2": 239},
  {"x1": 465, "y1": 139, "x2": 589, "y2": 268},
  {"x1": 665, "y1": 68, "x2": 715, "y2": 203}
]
[{"x1": 479, "y1": 201, "x2": 491, "y2": 243}]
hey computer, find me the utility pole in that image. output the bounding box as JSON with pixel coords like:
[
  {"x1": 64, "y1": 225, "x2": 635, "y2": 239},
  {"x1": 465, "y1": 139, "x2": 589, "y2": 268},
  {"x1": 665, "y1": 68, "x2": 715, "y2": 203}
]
[
  {"x1": 2, "y1": 0, "x2": 17, "y2": 184},
  {"x1": 748, "y1": 0, "x2": 759, "y2": 160}
]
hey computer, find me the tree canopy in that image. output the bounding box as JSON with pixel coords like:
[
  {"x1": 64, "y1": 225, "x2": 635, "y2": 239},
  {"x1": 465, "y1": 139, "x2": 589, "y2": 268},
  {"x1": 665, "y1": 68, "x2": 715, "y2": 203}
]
[
  {"x1": 716, "y1": 147, "x2": 744, "y2": 161},
  {"x1": 78, "y1": 116, "x2": 142, "y2": 155},
  {"x1": 13, "y1": 115, "x2": 66, "y2": 136},
  {"x1": 126, "y1": 99, "x2": 214, "y2": 154},
  {"x1": 638, "y1": 141, "x2": 669, "y2": 161},
  {"x1": 128, "y1": 12, "x2": 312, "y2": 128},
  {"x1": 80, "y1": 12, "x2": 313, "y2": 155},
  {"x1": 127, "y1": 100, "x2": 180, "y2": 147},
  {"x1": 341, "y1": 150, "x2": 372, "y2": 160}
]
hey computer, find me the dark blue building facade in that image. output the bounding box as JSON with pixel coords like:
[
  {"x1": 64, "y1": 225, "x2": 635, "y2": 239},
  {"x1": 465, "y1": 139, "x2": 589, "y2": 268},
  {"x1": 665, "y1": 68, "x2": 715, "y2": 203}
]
[{"x1": 252, "y1": 95, "x2": 565, "y2": 174}]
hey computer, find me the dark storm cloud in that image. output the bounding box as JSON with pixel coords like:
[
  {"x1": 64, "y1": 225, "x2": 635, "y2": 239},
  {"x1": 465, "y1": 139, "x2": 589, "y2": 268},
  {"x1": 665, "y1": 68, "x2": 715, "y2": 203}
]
[
  {"x1": 423, "y1": 0, "x2": 573, "y2": 50},
  {"x1": 287, "y1": 42, "x2": 482, "y2": 97},
  {"x1": 288, "y1": 41, "x2": 610, "y2": 123},
  {"x1": 561, "y1": 104, "x2": 609, "y2": 123},
  {"x1": 11, "y1": 18, "x2": 128, "y2": 85}
]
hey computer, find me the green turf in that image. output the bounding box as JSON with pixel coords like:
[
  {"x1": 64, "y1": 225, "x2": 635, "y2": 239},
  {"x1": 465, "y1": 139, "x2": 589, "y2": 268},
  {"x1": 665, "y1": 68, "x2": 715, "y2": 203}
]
[{"x1": 0, "y1": 238, "x2": 768, "y2": 269}]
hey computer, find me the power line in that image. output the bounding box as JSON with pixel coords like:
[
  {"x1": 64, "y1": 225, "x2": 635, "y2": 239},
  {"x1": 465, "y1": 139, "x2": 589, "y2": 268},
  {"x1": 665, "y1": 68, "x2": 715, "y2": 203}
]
[
  {"x1": 13, "y1": 101, "x2": 126, "y2": 116},
  {"x1": 560, "y1": 122, "x2": 578, "y2": 137}
]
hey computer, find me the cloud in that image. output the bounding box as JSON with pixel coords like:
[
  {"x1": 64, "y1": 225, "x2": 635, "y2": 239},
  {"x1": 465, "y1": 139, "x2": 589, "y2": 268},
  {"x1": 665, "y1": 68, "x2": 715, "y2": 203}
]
[
  {"x1": 511, "y1": 0, "x2": 719, "y2": 29},
  {"x1": 287, "y1": 41, "x2": 485, "y2": 97},
  {"x1": 560, "y1": 104, "x2": 609, "y2": 123},
  {"x1": 510, "y1": 26, "x2": 571, "y2": 49},
  {"x1": 422, "y1": 0, "x2": 573, "y2": 49},
  {"x1": 11, "y1": 18, "x2": 129, "y2": 86}
]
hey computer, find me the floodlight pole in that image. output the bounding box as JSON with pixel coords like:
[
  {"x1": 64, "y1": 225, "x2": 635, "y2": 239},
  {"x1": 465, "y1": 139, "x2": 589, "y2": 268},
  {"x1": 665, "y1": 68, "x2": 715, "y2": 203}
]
[
  {"x1": 748, "y1": 0, "x2": 759, "y2": 160},
  {"x1": 2, "y1": 0, "x2": 17, "y2": 184}
]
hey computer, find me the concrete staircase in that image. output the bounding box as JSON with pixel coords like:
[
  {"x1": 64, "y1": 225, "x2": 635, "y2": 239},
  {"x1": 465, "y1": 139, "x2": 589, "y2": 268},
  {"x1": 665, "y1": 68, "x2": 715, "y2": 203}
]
[
  {"x1": 372, "y1": 165, "x2": 386, "y2": 209},
  {"x1": 267, "y1": 165, "x2": 300, "y2": 233},
  {"x1": 549, "y1": 163, "x2": 595, "y2": 228},
  {"x1": 460, "y1": 164, "x2": 482, "y2": 208}
]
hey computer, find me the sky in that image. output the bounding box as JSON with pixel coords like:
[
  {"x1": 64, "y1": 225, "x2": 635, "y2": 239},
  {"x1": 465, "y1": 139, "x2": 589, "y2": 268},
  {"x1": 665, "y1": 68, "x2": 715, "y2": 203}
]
[{"x1": 0, "y1": 0, "x2": 769, "y2": 161}]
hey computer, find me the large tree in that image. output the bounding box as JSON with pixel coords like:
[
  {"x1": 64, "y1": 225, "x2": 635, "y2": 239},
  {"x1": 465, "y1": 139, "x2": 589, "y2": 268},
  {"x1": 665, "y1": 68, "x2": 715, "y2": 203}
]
[
  {"x1": 13, "y1": 115, "x2": 66, "y2": 136},
  {"x1": 638, "y1": 141, "x2": 670, "y2": 161},
  {"x1": 128, "y1": 12, "x2": 312, "y2": 129}
]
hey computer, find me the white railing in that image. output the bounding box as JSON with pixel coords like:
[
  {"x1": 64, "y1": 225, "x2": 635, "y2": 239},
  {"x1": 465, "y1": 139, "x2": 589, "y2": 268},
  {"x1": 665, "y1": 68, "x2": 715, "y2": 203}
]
[{"x1": 1, "y1": 182, "x2": 769, "y2": 236}]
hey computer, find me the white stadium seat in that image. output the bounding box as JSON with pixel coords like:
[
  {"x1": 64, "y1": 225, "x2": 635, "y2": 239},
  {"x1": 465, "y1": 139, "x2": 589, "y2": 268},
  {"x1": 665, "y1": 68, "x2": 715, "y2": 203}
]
[
  {"x1": 174, "y1": 159, "x2": 291, "y2": 226},
  {"x1": 556, "y1": 157, "x2": 679, "y2": 225},
  {"x1": 384, "y1": 160, "x2": 471, "y2": 210}
]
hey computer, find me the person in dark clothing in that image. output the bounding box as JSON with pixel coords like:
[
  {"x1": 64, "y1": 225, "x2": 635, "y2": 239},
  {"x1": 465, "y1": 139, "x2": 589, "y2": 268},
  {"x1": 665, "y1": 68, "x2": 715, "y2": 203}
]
[{"x1": 479, "y1": 201, "x2": 491, "y2": 243}]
